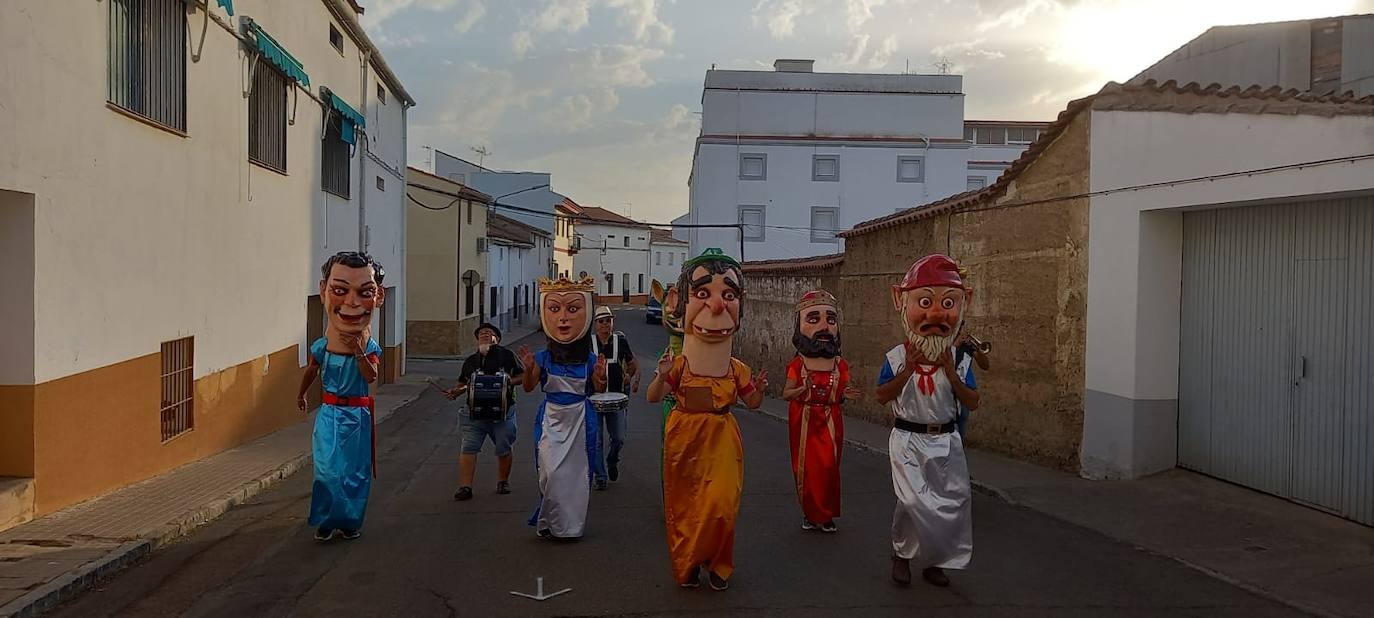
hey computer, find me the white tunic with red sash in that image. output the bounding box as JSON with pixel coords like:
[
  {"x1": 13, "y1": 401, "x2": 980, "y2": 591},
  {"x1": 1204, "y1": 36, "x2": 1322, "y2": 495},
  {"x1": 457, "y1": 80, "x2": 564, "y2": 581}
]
[{"x1": 879, "y1": 344, "x2": 973, "y2": 568}]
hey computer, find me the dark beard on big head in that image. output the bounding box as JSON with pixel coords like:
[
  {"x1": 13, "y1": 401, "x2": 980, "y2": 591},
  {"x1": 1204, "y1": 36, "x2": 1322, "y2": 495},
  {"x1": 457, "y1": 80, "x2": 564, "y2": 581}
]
[
  {"x1": 792, "y1": 324, "x2": 841, "y2": 359},
  {"x1": 547, "y1": 332, "x2": 593, "y2": 366}
]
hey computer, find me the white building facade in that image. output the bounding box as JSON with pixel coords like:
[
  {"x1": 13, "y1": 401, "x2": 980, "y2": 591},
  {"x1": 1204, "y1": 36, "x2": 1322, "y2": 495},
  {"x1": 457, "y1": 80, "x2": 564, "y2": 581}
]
[
  {"x1": 650, "y1": 229, "x2": 689, "y2": 288},
  {"x1": 964, "y1": 120, "x2": 1050, "y2": 190},
  {"x1": 485, "y1": 214, "x2": 554, "y2": 335},
  {"x1": 433, "y1": 151, "x2": 559, "y2": 234},
  {"x1": 687, "y1": 60, "x2": 970, "y2": 262},
  {"x1": 570, "y1": 208, "x2": 654, "y2": 305},
  {"x1": 0, "y1": 0, "x2": 410, "y2": 519}
]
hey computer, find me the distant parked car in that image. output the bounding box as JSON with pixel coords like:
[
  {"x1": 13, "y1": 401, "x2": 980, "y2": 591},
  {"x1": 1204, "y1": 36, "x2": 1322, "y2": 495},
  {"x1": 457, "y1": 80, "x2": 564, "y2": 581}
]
[{"x1": 646, "y1": 297, "x2": 662, "y2": 324}]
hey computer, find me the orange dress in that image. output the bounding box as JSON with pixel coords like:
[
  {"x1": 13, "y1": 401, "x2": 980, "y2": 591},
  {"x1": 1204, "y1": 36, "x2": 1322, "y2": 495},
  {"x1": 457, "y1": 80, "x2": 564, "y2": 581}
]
[
  {"x1": 787, "y1": 357, "x2": 847, "y2": 525},
  {"x1": 661, "y1": 355, "x2": 754, "y2": 584}
]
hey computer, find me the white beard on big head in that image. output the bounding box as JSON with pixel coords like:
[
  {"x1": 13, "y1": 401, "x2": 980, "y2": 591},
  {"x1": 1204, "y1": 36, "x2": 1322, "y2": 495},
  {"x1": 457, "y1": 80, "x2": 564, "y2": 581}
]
[{"x1": 902, "y1": 296, "x2": 964, "y2": 365}]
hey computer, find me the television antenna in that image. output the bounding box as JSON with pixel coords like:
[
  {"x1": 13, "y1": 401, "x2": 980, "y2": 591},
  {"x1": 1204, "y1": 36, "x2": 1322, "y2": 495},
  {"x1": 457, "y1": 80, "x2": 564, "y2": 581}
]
[
  {"x1": 471, "y1": 145, "x2": 492, "y2": 169},
  {"x1": 933, "y1": 57, "x2": 954, "y2": 75}
]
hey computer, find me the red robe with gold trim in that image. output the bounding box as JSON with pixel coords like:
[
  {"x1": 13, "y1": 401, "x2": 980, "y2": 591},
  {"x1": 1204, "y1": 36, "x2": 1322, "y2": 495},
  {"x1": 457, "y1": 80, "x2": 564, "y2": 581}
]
[{"x1": 786, "y1": 356, "x2": 848, "y2": 525}]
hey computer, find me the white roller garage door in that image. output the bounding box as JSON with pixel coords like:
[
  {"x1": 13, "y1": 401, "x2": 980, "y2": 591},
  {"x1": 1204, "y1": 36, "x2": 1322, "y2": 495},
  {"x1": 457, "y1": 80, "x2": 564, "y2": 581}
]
[{"x1": 1179, "y1": 196, "x2": 1374, "y2": 525}]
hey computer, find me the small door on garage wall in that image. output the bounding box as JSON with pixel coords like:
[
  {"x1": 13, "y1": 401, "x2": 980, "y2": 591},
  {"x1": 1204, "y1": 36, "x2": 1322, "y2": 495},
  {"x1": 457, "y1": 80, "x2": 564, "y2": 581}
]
[{"x1": 1179, "y1": 197, "x2": 1373, "y2": 525}]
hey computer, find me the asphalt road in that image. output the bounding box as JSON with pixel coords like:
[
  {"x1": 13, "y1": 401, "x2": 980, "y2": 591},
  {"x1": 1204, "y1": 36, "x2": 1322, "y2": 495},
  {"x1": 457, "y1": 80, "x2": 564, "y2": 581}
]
[{"x1": 50, "y1": 311, "x2": 1301, "y2": 617}]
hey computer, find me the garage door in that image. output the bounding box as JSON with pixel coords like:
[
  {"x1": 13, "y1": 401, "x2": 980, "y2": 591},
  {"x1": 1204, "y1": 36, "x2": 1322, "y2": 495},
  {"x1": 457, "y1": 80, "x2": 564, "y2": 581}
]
[{"x1": 1179, "y1": 196, "x2": 1374, "y2": 525}]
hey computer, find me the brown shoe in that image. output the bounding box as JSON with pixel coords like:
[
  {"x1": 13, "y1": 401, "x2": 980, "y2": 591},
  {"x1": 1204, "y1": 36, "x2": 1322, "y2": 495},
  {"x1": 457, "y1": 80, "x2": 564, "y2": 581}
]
[
  {"x1": 891, "y1": 556, "x2": 911, "y2": 586},
  {"x1": 922, "y1": 566, "x2": 950, "y2": 587}
]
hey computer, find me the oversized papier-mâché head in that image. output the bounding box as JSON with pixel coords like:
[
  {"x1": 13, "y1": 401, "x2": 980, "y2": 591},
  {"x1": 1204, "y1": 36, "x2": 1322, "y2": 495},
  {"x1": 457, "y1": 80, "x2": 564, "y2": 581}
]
[
  {"x1": 675, "y1": 248, "x2": 744, "y2": 346},
  {"x1": 538, "y1": 274, "x2": 596, "y2": 345},
  {"x1": 651, "y1": 279, "x2": 683, "y2": 338},
  {"x1": 891, "y1": 254, "x2": 971, "y2": 363},
  {"x1": 794, "y1": 289, "x2": 841, "y2": 359},
  {"x1": 319, "y1": 251, "x2": 386, "y2": 336}
]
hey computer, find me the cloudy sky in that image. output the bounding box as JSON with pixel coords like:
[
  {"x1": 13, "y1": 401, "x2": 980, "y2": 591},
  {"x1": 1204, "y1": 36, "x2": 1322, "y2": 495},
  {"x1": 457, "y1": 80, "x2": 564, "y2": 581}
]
[{"x1": 362, "y1": 0, "x2": 1372, "y2": 224}]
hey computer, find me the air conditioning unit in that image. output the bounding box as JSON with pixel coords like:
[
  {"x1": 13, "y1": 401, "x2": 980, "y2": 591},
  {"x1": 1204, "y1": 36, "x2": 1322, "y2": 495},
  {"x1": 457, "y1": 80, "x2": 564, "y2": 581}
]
[{"x1": 476, "y1": 237, "x2": 489, "y2": 253}]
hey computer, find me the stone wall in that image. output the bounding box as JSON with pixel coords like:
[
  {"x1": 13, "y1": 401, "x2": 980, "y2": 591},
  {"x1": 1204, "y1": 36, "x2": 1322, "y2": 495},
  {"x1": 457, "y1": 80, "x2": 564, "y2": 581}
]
[{"x1": 735, "y1": 115, "x2": 1091, "y2": 470}]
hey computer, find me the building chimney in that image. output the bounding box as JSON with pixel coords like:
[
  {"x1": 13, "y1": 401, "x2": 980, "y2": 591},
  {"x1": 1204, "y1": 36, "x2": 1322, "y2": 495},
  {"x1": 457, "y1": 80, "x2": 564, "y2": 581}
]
[{"x1": 774, "y1": 59, "x2": 815, "y2": 73}]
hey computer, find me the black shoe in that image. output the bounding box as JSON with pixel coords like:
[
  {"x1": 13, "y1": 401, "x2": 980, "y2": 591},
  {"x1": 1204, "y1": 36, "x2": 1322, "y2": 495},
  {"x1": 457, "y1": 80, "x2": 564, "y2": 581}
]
[
  {"x1": 922, "y1": 567, "x2": 950, "y2": 587},
  {"x1": 314, "y1": 527, "x2": 335, "y2": 542},
  {"x1": 820, "y1": 521, "x2": 838, "y2": 533},
  {"x1": 536, "y1": 528, "x2": 553, "y2": 539},
  {"x1": 801, "y1": 518, "x2": 817, "y2": 531},
  {"x1": 339, "y1": 529, "x2": 361, "y2": 540},
  {"x1": 707, "y1": 571, "x2": 729, "y2": 591},
  {"x1": 679, "y1": 566, "x2": 702, "y2": 588},
  {"x1": 496, "y1": 480, "x2": 511, "y2": 495},
  {"x1": 454, "y1": 487, "x2": 473, "y2": 501},
  {"x1": 891, "y1": 557, "x2": 911, "y2": 586},
  {"x1": 607, "y1": 463, "x2": 619, "y2": 482},
  {"x1": 594, "y1": 478, "x2": 609, "y2": 491}
]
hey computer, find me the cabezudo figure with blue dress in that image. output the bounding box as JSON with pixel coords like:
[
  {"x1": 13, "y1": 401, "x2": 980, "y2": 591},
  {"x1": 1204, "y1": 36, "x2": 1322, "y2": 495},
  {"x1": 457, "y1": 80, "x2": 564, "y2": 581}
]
[{"x1": 296, "y1": 252, "x2": 386, "y2": 542}]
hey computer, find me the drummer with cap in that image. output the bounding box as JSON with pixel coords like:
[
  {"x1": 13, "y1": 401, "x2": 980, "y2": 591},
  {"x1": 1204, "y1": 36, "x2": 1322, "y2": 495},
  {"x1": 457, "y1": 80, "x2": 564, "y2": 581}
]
[
  {"x1": 445, "y1": 323, "x2": 525, "y2": 501},
  {"x1": 592, "y1": 306, "x2": 639, "y2": 490}
]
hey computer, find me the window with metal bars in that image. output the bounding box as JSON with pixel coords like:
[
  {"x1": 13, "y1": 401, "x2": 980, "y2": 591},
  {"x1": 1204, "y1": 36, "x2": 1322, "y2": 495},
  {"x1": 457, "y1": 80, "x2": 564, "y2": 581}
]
[
  {"x1": 249, "y1": 65, "x2": 288, "y2": 172},
  {"x1": 160, "y1": 337, "x2": 194, "y2": 442},
  {"x1": 107, "y1": 0, "x2": 187, "y2": 132},
  {"x1": 322, "y1": 114, "x2": 351, "y2": 198}
]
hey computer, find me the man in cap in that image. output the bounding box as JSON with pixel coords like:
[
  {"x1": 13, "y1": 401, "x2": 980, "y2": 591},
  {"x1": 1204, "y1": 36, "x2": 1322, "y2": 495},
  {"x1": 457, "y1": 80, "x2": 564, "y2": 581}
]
[
  {"x1": 591, "y1": 306, "x2": 639, "y2": 489},
  {"x1": 876, "y1": 254, "x2": 980, "y2": 588},
  {"x1": 445, "y1": 323, "x2": 525, "y2": 501}
]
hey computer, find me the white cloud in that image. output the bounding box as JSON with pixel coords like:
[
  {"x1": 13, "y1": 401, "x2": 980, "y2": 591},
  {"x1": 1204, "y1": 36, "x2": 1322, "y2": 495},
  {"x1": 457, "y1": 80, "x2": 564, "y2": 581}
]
[
  {"x1": 541, "y1": 88, "x2": 621, "y2": 131},
  {"x1": 422, "y1": 63, "x2": 553, "y2": 143},
  {"x1": 526, "y1": 0, "x2": 594, "y2": 33},
  {"x1": 373, "y1": 31, "x2": 429, "y2": 48},
  {"x1": 511, "y1": 30, "x2": 535, "y2": 58},
  {"x1": 452, "y1": 0, "x2": 487, "y2": 34},
  {"x1": 362, "y1": 0, "x2": 468, "y2": 28},
  {"x1": 866, "y1": 33, "x2": 899, "y2": 69},
  {"x1": 752, "y1": 0, "x2": 814, "y2": 39},
  {"x1": 605, "y1": 0, "x2": 675, "y2": 45},
  {"x1": 830, "y1": 34, "x2": 869, "y2": 67},
  {"x1": 555, "y1": 45, "x2": 666, "y2": 89}
]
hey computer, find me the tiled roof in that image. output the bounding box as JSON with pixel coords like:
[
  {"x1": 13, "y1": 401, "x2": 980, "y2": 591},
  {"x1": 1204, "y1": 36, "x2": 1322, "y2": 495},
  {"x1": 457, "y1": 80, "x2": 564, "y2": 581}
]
[
  {"x1": 406, "y1": 167, "x2": 492, "y2": 203},
  {"x1": 488, "y1": 213, "x2": 550, "y2": 245},
  {"x1": 650, "y1": 229, "x2": 687, "y2": 245},
  {"x1": 741, "y1": 252, "x2": 844, "y2": 274},
  {"x1": 578, "y1": 206, "x2": 647, "y2": 228},
  {"x1": 842, "y1": 79, "x2": 1374, "y2": 238}
]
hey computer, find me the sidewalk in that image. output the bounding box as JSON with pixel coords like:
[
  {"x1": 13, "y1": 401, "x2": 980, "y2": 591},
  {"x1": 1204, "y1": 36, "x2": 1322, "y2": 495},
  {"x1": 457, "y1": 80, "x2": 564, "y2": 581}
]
[
  {"x1": 0, "y1": 378, "x2": 428, "y2": 618},
  {"x1": 746, "y1": 397, "x2": 1374, "y2": 618}
]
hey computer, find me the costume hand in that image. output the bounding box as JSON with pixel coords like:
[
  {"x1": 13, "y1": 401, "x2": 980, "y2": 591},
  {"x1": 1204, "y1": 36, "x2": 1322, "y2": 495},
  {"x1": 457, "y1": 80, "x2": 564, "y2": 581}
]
[
  {"x1": 939, "y1": 350, "x2": 958, "y2": 381},
  {"x1": 353, "y1": 334, "x2": 368, "y2": 356},
  {"x1": 656, "y1": 348, "x2": 674, "y2": 376},
  {"x1": 904, "y1": 343, "x2": 922, "y2": 369},
  {"x1": 297, "y1": 395, "x2": 308, "y2": 412},
  {"x1": 631, "y1": 373, "x2": 641, "y2": 394},
  {"x1": 844, "y1": 385, "x2": 862, "y2": 401},
  {"x1": 516, "y1": 345, "x2": 535, "y2": 370},
  {"x1": 754, "y1": 370, "x2": 770, "y2": 392},
  {"x1": 594, "y1": 357, "x2": 609, "y2": 382}
]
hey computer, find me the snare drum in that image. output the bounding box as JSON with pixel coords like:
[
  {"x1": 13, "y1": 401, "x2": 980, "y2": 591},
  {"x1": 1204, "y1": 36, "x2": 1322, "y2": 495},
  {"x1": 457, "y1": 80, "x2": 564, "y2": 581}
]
[{"x1": 589, "y1": 392, "x2": 629, "y2": 414}]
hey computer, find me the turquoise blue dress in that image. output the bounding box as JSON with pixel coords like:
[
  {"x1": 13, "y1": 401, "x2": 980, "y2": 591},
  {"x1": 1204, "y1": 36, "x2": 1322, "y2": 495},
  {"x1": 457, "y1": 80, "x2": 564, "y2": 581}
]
[{"x1": 309, "y1": 337, "x2": 380, "y2": 532}]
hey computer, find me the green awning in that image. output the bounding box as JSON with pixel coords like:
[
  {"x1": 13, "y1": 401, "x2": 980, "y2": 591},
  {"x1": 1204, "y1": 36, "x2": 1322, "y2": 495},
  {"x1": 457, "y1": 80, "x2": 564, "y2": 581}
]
[
  {"x1": 326, "y1": 90, "x2": 366, "y2": 145},
  {"x1": 217, "y1": 0, "x2": 234, "y2": 16},
  {"x1": 248, "y1": 20, "x2": 309, "y2": 87}
]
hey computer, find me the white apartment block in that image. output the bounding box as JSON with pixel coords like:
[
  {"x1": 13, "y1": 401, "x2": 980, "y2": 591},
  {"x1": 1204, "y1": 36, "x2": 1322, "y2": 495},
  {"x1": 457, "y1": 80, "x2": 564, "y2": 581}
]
[
  {"x1": 650, "y1": 229, "x2": 690, "y2": 289},
  {"x1": 0, "y1": 0, "x2": 410, "y2": 520},
  {"x1": 433, "y1": 151, "x2": 559, "y2": 235},
  {"x1": 686, "y1": 59, "x2": 1049, "y2": 262}
]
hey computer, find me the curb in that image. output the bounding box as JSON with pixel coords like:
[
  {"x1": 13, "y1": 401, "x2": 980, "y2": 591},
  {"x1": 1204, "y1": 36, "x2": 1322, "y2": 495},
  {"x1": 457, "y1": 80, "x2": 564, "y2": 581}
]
[
  {"x1": 0, "y1": 390, "x2": 425, "y2": 618},
  {"x1": 739, "y1": 403, "x2": 1020, "y2": 506},
  {"x1": 1, "y1": 540, "x2": 151, "y2": 618}
]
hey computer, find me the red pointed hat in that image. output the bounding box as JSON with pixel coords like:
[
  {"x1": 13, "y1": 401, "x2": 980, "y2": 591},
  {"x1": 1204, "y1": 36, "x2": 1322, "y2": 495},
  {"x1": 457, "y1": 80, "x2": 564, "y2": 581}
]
[{"x1": 896, "y1": 254, "x2": 965, "y2": 291}]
